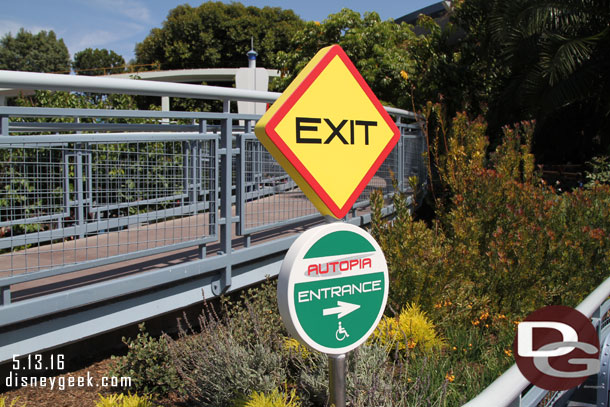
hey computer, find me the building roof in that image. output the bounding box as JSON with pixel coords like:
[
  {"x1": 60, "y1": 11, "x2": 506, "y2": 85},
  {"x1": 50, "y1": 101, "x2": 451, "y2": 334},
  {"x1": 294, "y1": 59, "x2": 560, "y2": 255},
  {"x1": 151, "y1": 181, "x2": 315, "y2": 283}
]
[{"x1": 395, "y1": 2, "x2": 448, "y2": 25}]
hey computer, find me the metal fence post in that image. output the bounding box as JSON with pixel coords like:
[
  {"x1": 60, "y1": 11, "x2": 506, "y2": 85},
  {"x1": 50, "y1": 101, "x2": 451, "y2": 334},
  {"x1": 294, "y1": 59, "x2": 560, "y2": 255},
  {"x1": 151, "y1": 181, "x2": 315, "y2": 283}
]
[
  {"x1": 0, "y1": 114, "x2": 8, "y2": 137},
  {"x1": 396, "y1": 118, "x2": 405, "y2": 192},
  {"x1": 198, "y1": 119, "x2": 208, "y2": 259},
  {"x1": 236, "y1": 126, "x2": 246, "y2": 237},
  {"x1": 0, "y1": 115, "x2": 10, "y2": 292},
  {"x1": 598, "y1": 328, "x2": 610, "y2": 407},
  {"x1": 75, "y1": 143, "x2": 86, "y2": 238},
  {"x1": 213, "y1": 100, "x2": 233, "y2": 295},
  {"x1": 1, "y1": 286, "x2": 10, "y2": 306}
]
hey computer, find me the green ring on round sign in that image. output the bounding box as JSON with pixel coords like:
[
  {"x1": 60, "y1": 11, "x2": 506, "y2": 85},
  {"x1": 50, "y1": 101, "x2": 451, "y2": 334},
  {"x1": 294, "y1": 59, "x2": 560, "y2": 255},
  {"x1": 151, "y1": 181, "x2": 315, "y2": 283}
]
[
  {"x1": 304, "y1": 230, "x2": 375, "y2": 258},
  {"x1": 278, "y1": 222, "x2": 389, "y2": 355}
]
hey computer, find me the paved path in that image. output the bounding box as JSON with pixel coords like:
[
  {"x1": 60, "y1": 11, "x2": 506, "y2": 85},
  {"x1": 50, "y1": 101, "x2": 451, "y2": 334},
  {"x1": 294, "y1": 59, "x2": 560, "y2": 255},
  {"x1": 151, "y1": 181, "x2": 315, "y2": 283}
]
[
  {"x1": 1, "y1": 173, "x2": 384, "y2": 303},
  {"x1": 2, "y1": 190, "x2": 342, "y2": 302}
]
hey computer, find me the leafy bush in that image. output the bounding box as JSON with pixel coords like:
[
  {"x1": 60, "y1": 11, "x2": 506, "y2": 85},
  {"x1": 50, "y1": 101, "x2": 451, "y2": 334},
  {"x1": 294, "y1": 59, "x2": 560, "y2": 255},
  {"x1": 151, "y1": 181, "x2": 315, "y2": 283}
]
[
  {"x1": 347, "y1": 341, "x2": 454, "y2": 407},
  {"x1": 167, "y1": 280, "x2": 291, "y2": 407},
  {"x1": 586, "y1": 155, "x2": 610, "y2": 187},
  {"x1": 164, "y1": 280, "x2": 455, "y2": 406},
  {"x1": 108, "y1": 323, "x2": 181, "y2": 397},
  {"x1": 370, "y1": 184, "x2": 449, "y2": 312},
  {"x1": 222, "y1": 278, "x2": 286, "y2": 344},
  {"x1": 368, "y1": 108, "x2": 610, "y2": 402},
  {"x1": 374, "y1": 108, "x2": 610, "y2": 319},
  {"x1": 95, "y1": 393, "x2": 154, "y2": 407},
  {"x1": 108, "y1": 276, "x2": 507, "y2": 405},
  {"x1": 286, "y1": 342, "x2": 328, "y2": 407},
  {"x1": 285, "y1": 332, "x2": 454, "y2": 407}
]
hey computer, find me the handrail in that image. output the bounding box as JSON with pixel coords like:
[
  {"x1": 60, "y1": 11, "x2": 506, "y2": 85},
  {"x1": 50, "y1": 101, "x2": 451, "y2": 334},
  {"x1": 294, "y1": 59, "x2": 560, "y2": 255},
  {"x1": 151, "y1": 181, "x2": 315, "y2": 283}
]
[
  {"x1": 0, "y1": 70, "x2": 281, "y2": 103},
  {"x1": 0, "y1": 70, "x2": 418, "y2": 119},
  {"x1": 463, "y1": 275, "x2": 610, "y2": 407}
]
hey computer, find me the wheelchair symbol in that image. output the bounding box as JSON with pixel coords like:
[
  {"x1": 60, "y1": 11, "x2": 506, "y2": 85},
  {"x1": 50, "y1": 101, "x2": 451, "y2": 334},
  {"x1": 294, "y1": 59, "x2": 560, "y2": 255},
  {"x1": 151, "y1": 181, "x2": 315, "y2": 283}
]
[{"x1": 336, "y1": 322, "x2": 349, "y2": 341}]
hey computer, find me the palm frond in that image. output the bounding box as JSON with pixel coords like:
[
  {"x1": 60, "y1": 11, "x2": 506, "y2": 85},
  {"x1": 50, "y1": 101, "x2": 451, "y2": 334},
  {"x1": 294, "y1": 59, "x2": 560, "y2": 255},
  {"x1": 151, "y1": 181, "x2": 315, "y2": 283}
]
[{"x1": 541, "y1": 34, "x2": 596, "y2": 85}]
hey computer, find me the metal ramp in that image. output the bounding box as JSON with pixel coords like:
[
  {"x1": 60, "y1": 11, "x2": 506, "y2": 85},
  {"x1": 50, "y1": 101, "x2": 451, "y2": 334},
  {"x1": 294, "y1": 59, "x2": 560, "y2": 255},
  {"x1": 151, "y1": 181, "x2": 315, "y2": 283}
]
[{"x1": 0, "y1": 69, "x2": 427, "y2": 363}]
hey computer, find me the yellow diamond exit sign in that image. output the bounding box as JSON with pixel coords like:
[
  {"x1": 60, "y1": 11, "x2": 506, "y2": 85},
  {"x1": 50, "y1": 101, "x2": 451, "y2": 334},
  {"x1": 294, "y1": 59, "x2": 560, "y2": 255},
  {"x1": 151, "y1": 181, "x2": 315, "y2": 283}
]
[{"x1": 254, "y1": 44, "x2": 400, "y2": 219}]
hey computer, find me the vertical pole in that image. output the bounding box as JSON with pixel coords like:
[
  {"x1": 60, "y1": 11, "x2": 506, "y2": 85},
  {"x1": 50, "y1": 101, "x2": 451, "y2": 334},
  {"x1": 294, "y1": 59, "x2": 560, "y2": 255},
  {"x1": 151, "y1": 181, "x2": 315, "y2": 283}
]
[
  {"x1": 396, "y1": 118, "x2": 405, "y2": 192},
  {"x1": 182, "y1": 140, "x2": 190, "y2": 201},
  {"x1": 326, "y1": 212, "x2": 346, "y2": 406},
  {"x1": 593, "y1": 306, "x2": 602, "y2": 337},
  {"x1": 76, "y1": 144, "x2": 85, "y2": 238},
  {"x1": 0, "y1": 115, "x2": 8, "y2": 137},
  {"x1": 161, "y1": 96, "x2": 170, "y2": 124},
  {"x1": 247, "y1": 37, "x2": 257, "y2": 69},
  {"x1": 192, "y1": 140, "x2": 200, "y2": 207},
  {"x1": 1, "y1": 286, "x2": 11, "y2": 306},
  {"x1": 236, "y1": 122, "x2": 248, "y2": 236},
  {"x1": 213, "y1": 99, "x2": 232, "y2": 295},
  {"x1": 329, "y1": 354, "x2": 346, "y2": 407},
  {"x1": 220, "y1": 100, "x2": 232, "y2": 256},
  {"x1": 209, "y1": 119, "x2": 219, "y2": 240},
  {"x1": 198, "y1": 119, "x2": 207, "y2": 259}
]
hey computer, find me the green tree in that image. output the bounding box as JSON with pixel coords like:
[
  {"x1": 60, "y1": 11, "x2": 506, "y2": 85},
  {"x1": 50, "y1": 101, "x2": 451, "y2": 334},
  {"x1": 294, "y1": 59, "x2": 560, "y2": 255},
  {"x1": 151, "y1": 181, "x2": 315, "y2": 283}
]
[
  {"x1": 0, "y1": 28, "x2": 70, "y2": 73},
  {"x1": 406, "y1": 3, "x2": 507, "y2": 122},
  {"x1": 73, "y1": 48, "x2": 126, "y2": 75},
  {"x1": 484, "y1": 0, "x2": 610, "y2": 161},
  {"x1": 135, "y1": 2, "x2": 304, "y2": 70},
  {"x1": 406, "y1": 0, "x2": 609, "y2": 162},
  {"x1": 274, "y1": 9, "x2": 417, "y2": 108}
]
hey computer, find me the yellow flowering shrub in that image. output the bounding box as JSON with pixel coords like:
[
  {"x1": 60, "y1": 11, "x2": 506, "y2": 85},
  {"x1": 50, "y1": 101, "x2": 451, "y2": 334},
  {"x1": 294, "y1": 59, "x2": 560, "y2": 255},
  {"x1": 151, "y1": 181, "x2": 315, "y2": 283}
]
[
  {"x1": 0, "y1": 396, "x2": 26, "y2": 407},
  {"x1": 282, "y1": 337, "x2": 310, "y2": 359},
  {"x1": 95, "y1": 393, "x2": 153, "y2": 407},
  {"x1": 373, "y1": 303, "x2": 445, "y2": 354},
  {"x1": 236, "y1": 388, "x2": 301, "y2": 407}
]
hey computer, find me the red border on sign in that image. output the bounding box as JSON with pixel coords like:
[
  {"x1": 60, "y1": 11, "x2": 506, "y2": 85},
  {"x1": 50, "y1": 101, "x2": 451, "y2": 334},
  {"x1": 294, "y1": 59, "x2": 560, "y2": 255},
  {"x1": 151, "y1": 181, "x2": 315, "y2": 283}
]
[{"x1": 265, "y1": 45, "x2": 400, "y2": 218}]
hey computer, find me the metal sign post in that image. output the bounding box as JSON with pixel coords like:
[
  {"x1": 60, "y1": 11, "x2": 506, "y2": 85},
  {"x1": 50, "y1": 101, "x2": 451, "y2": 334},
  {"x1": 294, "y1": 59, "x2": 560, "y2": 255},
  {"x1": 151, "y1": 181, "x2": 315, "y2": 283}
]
[
  {"x1": 256, "y1": 44, "x2": 392, "y2": 407},
  {"x1": 277, "y1": 222, "x2": 388, "y2": 405},
  {"x1": 329, "y1": 354, "x2": 347, "y2": 407}
]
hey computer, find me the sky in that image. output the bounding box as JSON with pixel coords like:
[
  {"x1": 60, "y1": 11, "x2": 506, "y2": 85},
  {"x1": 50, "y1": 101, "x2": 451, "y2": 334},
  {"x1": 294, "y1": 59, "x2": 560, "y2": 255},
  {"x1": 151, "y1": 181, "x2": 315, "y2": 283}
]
[{"x1": 0, "y1": 0, "x2": 439, "y2": 63}]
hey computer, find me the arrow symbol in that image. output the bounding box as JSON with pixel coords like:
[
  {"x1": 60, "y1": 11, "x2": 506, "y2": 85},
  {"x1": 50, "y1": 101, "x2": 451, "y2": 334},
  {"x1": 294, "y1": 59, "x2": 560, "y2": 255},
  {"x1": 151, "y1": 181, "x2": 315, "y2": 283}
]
[{"x1": 323, "y1": 301, "x2": 361, "y2": 319}]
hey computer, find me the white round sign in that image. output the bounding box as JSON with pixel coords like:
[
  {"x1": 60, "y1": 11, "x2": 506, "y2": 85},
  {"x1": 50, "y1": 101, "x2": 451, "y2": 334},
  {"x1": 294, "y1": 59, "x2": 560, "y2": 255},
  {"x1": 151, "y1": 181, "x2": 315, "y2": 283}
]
[{"x1": 277, "y1": 222, "x2": 389, "y2": 355}]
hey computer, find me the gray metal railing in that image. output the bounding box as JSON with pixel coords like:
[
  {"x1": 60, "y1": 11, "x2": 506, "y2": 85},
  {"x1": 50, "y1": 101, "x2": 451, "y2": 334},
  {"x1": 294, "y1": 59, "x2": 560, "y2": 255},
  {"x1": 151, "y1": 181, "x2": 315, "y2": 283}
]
[
  {"x1": 0, "y1": 69, "x2": 426, "y2": 361},
  {"x1": 0, "y1": 128, "x2": 218, "y2": 278},
  {"x1": 0, "y1": 106, "x2": 424, "y2": 287},
  {"x1": 463, "y1": 275, "x2": 610, "y2": 407}
]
